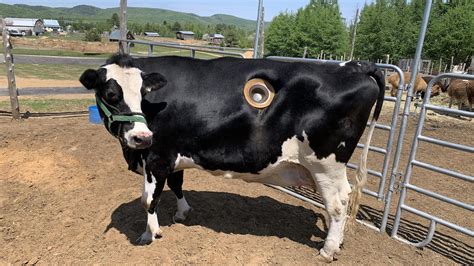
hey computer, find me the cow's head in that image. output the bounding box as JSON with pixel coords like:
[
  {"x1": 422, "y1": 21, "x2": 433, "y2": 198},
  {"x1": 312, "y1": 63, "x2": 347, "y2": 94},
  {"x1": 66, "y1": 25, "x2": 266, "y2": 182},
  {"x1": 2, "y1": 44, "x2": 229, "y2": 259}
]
[{"x1": 79, "y1": 54, "x2": 167, "y2": 149}]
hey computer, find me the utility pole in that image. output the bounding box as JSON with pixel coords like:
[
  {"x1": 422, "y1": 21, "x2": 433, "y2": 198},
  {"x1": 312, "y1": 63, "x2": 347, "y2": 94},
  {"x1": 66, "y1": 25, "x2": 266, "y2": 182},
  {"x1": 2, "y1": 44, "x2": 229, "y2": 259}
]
[
  {"x1": 1, "y1": 18, "x2": 20, "y2": 119},
  {"x1": 119, "y1": 0, "x2": 128, "y2": 54},
  {"x1": 257, "y1": 6, "x2": 265, "y2": 58},
  {"x1": 253, "y1": 0, "x2": 263, "y2": 59},
  {"x1": 349, "y1": 8, "x2": 359, "y2": 60}
]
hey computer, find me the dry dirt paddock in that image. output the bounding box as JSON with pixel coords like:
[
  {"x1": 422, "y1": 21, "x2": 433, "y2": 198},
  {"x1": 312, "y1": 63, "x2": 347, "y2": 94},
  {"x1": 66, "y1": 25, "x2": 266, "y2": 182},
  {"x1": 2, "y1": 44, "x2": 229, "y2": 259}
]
[{"x1": 0, "y1": 103, "x2": 472, "y2": 264}]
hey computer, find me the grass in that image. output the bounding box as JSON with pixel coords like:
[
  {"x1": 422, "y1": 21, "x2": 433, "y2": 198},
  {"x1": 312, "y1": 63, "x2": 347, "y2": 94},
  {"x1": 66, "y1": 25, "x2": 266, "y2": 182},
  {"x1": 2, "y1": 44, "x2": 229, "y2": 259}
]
[
  {"x1": 11, "y1": 48, "x2": 112, "y2": 58},
  {"x1": 0, "y1": 98, "x2": 95, "y2": 113},
  {"x1": 12, "y1": 64, "x2": 97, "y2": 80}
]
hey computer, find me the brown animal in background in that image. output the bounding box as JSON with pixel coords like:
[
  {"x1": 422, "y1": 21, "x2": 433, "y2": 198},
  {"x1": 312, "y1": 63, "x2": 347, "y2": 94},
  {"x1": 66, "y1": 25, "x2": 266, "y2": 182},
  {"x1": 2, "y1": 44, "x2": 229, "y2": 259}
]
[
  {"x1": 388, "y1": 72, "x2": 441, "y2": 98},
  {"x1": 447, "y1": 79, "x2": 474, "y2": 112}
]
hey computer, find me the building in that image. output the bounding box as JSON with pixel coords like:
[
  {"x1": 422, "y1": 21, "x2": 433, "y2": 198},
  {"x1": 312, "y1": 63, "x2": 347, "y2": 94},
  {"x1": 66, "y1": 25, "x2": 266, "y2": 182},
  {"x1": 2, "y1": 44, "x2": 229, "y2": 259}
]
[
  {"x1": 209, "y1": 34, "x2": 225, "y2": 44},
  {"x1": 109, "y1": 29, "x2": 135, "y2": 42},
  {"x1": 43, "y1": 19, "x2": 62, "y2": 32},
  {"x1": 144, "y1": 32, "x2": 160, "y2": 37},
  {"x1": 176, "y1": 31, "x2": 194, "y2": 40},
  {"x1": 3, "y1": 17, "x2": 44, "y2": 36}
]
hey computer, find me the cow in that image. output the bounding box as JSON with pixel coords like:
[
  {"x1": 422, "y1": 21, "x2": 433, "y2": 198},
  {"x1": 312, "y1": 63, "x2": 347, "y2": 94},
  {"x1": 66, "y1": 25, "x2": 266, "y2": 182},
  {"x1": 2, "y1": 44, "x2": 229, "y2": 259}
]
[
  {"x1": 79, "y1": 54, "x2": 385, "y2": 262},
  {"x1": 446, "y1": 79, "x2": 474, "y2": 112},
  {"x1": 388, "y1": 72, "x2": 441, "y2": 98}
]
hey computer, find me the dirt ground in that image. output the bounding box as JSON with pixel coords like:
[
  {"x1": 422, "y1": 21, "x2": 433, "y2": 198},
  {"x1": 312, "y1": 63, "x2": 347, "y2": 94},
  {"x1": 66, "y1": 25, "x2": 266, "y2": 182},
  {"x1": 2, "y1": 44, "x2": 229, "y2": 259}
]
[{"x1": 0, "y1": 100, "x2": 472, "y2": 264}]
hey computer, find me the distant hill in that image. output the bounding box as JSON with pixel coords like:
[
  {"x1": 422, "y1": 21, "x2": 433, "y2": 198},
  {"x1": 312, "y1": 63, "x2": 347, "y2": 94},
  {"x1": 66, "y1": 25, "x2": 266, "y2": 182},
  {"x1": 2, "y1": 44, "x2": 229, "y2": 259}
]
[{"x1": 0, "y1": 4, "x2": 260, "y2": 31}]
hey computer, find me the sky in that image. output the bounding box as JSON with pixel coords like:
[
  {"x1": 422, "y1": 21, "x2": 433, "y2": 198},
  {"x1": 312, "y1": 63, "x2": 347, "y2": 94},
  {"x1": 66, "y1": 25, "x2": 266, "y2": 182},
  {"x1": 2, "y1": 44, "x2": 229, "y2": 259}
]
[{"x1": 1, "y1": 0, "x2": 372, "y2": 22}]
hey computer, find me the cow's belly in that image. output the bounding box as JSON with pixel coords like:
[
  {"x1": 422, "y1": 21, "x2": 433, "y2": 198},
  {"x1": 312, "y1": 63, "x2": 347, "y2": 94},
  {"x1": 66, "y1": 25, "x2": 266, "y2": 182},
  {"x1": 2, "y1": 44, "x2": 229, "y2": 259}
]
[{"x1": 173, "y1": 133, "x2": 317, "y2": 188}]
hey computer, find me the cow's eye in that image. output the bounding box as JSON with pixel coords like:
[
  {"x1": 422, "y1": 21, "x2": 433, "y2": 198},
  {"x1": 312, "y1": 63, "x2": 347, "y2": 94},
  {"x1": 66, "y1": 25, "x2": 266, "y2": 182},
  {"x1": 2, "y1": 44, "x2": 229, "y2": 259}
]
[{"x1": 105, "y1": 91, "x2": 120, "y2": 103}]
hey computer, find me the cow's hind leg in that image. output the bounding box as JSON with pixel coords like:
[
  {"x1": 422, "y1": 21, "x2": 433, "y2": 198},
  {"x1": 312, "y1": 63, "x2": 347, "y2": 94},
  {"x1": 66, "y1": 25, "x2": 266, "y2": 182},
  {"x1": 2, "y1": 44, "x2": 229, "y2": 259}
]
[
  {"x1": 309, "y1": 156, "x2": 351, "y2": 262},
  {"x1": 167, "y1": 171, "x2": 192, "y2": 223},
  {"x1": 137, "y1": 162, "x2": 167, "y2": 245}
]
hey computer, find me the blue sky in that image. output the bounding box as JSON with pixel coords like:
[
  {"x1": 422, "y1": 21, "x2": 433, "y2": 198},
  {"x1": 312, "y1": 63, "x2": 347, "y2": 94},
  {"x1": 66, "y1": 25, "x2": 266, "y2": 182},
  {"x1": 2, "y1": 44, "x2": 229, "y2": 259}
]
[{"x1": 1, "y1": 0, "x2": 371, "y2": 22}]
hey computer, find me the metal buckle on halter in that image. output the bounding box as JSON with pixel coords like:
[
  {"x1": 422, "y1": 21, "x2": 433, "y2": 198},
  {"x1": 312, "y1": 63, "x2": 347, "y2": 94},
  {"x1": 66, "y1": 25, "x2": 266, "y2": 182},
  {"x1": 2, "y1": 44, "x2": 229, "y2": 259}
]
[{"x1": 95, "y1": 95, "x2": 148, "y2": 138}]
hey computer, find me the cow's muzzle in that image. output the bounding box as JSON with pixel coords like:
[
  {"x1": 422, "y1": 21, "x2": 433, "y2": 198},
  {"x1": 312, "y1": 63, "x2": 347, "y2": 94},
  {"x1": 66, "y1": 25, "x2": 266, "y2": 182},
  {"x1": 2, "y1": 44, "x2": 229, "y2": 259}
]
[{"x1": 128, "y1": 131, "x2": 153, "y2": 149}]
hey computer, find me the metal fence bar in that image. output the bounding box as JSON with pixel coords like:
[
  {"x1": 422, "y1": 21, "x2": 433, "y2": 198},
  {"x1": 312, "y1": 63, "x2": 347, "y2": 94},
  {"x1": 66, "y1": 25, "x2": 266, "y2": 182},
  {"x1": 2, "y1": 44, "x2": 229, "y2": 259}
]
[
  {"x1": 356, "y1": 143, "x2": 387, "y2": 154},
  {"x1": 425, "y1": 104, "x2": 474, "y2": 118},
  {"x1": 121, "y1": 39, "x2": 246, "y2": 58},
  {"x1": 347, "y1": 163, "x2": 383, "y2": 178},
  {"x1": 401, "y1": 205, "x2": 473, "y2": 237},
  {"x1": 418, "y1": 135, "x2": 474, "y2": 153},
  {"x1": 412, "y1": 160, "x2": 474, "y2": 182},
  {"x1": 405, "y1": 183, "x2": 474, "y2": 211}
]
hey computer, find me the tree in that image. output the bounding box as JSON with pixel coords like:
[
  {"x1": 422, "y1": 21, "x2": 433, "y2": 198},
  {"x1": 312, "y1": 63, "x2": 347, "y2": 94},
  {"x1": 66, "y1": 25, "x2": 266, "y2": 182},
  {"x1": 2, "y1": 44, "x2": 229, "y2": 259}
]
[
  {"x1": 171, "y1": 22, "x2": 182, "y2": 31},
  {"x1": 425, "y1": 1, "x2": 474, "y2": 64},
  {"x1": 111, "y1": 13, "x2": 119, "y2": 27},
  {"x1": 84, "y1": 28, "x2": 101, "y2": 42},
  {"x1": 266, "y1": 1, "x2": 349, "y2": 58}
]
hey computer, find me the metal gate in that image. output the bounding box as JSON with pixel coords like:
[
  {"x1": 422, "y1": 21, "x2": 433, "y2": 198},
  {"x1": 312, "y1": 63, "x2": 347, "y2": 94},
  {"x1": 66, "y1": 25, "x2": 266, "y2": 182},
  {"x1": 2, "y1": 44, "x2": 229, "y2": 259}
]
[{"x1": 391, "y1": 73, "x2": 474, "y2": 247}]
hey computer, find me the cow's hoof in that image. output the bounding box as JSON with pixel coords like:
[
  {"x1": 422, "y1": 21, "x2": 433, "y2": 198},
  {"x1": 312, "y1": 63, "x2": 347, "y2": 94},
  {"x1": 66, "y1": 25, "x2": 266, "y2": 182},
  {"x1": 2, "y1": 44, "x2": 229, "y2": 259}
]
[
  {"x1": 136, "y1": 229, "x2": 162, "y2": 245},
  {"x1": 319, "y1": 248, "x2": 334, "y2": 262},
  {"x1": 173, "y1": 207, "x2": 192, "y2": 223}
]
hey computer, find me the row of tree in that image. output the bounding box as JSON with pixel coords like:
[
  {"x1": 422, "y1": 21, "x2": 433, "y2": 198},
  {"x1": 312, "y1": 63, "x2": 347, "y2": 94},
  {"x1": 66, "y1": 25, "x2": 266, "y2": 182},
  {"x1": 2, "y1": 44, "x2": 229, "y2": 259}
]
[{"x1": 266, "y1": 0, "x2": 473, "y2": 65}]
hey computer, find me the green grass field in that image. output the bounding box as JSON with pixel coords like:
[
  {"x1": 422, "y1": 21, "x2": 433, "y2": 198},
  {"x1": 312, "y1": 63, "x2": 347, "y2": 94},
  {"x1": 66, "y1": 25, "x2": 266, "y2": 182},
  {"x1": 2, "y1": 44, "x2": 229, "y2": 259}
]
[
  {"x1": 0, "y1": 98, "x2": 95, "y2": 113},
  {"x1": 12, "y1": 64, "x2": 97, "y2": 80}
]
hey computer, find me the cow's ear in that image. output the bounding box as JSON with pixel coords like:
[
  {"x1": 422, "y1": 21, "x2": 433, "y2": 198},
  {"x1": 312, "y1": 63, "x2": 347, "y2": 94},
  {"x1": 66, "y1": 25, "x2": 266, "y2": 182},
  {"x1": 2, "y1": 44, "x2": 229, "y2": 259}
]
[
  {"x1": 141, "y1": 72, "x2": 167, "y2": 93},
  {"x1": 142, "y1": 99, "x2": 167, "y2": 121},
  {"x1": 80, "y1": 69, "x2": 101, "y2": 90}
]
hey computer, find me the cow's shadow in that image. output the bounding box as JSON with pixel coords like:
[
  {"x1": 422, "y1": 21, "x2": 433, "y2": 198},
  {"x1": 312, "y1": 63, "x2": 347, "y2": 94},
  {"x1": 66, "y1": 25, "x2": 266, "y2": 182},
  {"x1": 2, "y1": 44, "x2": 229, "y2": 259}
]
[{"x1": 105, "y1": 190, "x2": 327, "y2": 249}]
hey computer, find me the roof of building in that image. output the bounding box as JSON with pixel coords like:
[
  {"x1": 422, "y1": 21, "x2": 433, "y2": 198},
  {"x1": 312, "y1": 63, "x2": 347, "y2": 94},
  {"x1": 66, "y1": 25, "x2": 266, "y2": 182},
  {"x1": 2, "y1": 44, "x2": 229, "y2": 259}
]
[
  {"x1": 144, "y1": 32, "x2": 160, "y2": 37},
  {"x1": 4, "y1": 18, "x2": 40, "y2": 27},
  {"x1": 176, "y1": 31, "x2": 195, "y2": 35},
  {"x1": 109, "y1": 29, "x2": 135, "y2": 40},
  {"x1": 210, "y1": 34, "x2": 224, "y2": 39},
  {"x1": 43, "y1": 19, "x2": 60, "y2": 28}
]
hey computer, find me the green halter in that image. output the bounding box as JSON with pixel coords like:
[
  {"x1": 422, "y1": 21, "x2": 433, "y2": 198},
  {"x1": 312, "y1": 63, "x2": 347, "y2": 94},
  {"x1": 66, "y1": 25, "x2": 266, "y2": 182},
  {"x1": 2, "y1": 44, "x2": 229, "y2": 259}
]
[{"x1": 95, "y1": 95, "x2": 148, "y2": 139}]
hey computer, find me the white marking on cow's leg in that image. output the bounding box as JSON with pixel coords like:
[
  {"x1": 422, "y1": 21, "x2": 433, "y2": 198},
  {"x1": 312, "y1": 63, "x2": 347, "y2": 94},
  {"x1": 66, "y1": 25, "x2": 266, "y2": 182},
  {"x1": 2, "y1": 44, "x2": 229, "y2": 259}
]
[
  {"x1": 173, "y1": 196, "x2": 192, "y2": 223},
  {"x1": 305, "y1": 154, "x2": 351, "y2": 262},
  {"x1": 140, "y1": 161, "x2": 155, "y2": 210},
  {"x1": 137, "y1": 162, "x2": 162, "y2": 244}
]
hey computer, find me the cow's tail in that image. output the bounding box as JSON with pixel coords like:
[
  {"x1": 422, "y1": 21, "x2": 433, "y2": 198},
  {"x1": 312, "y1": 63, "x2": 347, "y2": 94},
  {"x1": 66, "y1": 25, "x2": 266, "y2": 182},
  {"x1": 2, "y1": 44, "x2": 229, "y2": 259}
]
[{"x1": 347, "y1": 66, "x2": 385, "y2": 226}]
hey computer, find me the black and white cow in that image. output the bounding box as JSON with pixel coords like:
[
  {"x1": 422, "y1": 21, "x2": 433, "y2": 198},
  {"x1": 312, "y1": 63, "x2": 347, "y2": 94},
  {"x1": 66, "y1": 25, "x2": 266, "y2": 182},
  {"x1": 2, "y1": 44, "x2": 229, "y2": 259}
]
[{"x1": 80, "y1": 54, "x2": 385, "y2": 262}]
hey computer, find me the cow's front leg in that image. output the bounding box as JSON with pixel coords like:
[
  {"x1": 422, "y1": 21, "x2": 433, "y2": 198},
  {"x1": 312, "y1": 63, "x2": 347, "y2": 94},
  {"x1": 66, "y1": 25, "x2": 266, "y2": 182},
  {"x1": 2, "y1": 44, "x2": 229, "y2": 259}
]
[
  {"x1": 311, "y1": 162, "x2": 351, "y2": 262},
  {"x1": 138, "y1": 162, "x2": 166, "y2": 245},
  {"x1": 167, "y1": 171, "x2": 192, "y2": 223}
]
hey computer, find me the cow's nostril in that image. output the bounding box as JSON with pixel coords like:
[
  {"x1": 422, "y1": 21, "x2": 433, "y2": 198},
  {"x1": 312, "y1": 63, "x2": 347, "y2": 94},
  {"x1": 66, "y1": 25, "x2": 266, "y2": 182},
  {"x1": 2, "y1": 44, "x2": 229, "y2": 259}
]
[{"x1": 133, "y1": 136, "x2": 143, "y2": 144}]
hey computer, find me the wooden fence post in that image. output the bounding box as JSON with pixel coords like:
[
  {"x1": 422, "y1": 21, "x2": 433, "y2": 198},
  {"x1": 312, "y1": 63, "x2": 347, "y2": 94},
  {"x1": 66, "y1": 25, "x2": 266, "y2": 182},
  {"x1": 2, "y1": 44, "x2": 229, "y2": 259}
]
[
  {"x1": 119, "y1": 0, "x2": 129, "y2": 54},
  {"x1": 1, "y1": 18, "x2": 20, "y2": 119}
]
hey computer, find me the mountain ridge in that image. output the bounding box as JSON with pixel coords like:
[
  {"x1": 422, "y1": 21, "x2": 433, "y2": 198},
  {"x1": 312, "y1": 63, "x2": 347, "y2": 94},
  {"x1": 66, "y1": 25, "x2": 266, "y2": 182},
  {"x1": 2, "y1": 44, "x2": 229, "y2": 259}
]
[{"x1": 0, "y1": 3, "x2": 260, "y2": 31}]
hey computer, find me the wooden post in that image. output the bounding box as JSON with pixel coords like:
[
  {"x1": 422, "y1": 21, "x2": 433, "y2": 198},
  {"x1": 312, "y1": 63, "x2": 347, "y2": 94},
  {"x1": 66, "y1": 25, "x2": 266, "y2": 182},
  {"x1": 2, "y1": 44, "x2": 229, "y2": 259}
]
[
  {"x1": 450, "y1": 56, "x2": 454, "y2": 72},
  {"x1": 119, "y1": 0, "x2": 128, "y2": 54},
  {"x1": 438, "y1": 57, "x2": 442, "y2": 74},
  {"x1": 302, "y1": 47, "x2": 307, "y2": 58},
  {"x1": 1, "y1": 18, "x2": 20, "y2": 119}
]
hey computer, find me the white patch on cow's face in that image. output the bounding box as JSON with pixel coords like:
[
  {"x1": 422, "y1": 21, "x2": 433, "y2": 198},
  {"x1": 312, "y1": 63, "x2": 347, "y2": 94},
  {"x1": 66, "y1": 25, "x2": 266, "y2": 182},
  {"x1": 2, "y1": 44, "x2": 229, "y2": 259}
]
[{"x1": 103, "y1": 64, "x2": 152, "y2": 148}]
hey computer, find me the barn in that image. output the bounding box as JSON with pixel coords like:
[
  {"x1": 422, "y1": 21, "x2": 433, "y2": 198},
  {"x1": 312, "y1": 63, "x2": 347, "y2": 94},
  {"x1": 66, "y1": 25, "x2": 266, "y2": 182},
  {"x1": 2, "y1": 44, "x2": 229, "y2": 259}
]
[
  {"x1": 210, "y1": 33, "x2": 225, "y2": 44},
  {"x1": 176, "y1": 30, "x2": 195, "y2": 40},
  {"x1": 109, "y1": 29, "x2": 135, "y2": 42},
  {"x1": 43, "y1": 19, "x2": 62, "y2": 32},
  {"x1": 144, "y1": 32, "x2": 160, "y2": 37},
  {"x1": 3, "y1": 17, "x2": 44, "y2": 36}
]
